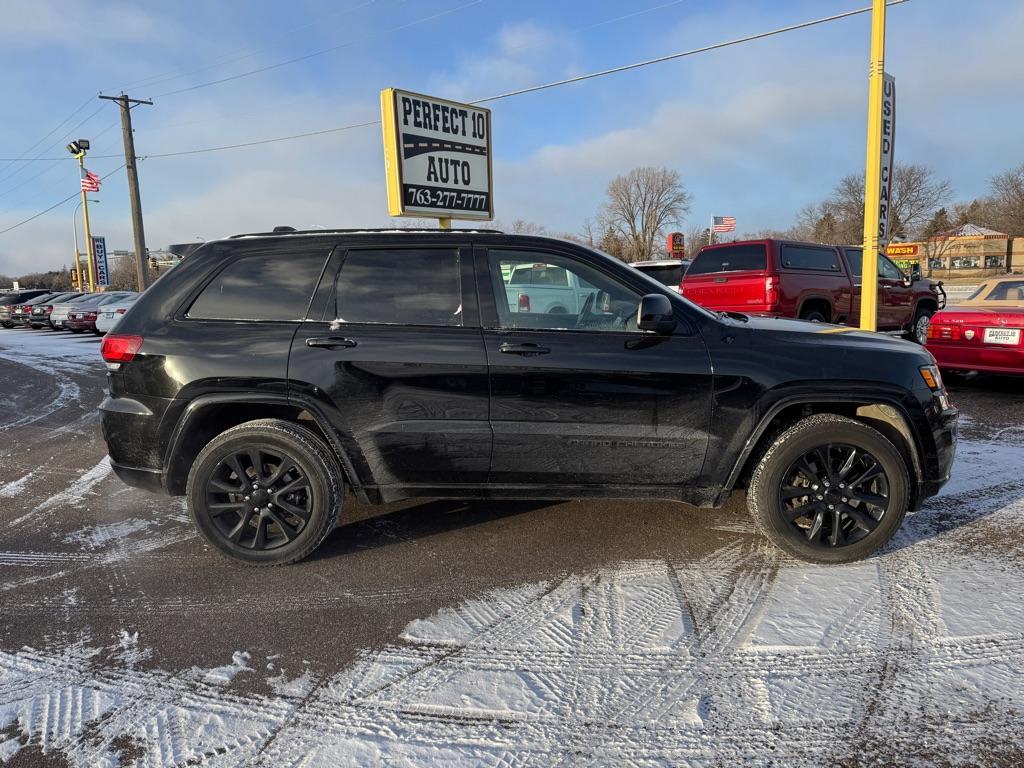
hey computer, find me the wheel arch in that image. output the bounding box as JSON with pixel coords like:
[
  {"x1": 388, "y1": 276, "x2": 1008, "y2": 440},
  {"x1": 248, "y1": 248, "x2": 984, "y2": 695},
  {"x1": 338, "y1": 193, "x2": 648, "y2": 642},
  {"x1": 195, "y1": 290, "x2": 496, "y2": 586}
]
[
  {"x1": 162, "y1": 393, "x2": 366, "y2": 501},
  {"x1": 797, "y1": 295, "x2": 833, "y2": 322},
  {"x1": 721, "y1": 395, "x2": 923, "y2": 506}
]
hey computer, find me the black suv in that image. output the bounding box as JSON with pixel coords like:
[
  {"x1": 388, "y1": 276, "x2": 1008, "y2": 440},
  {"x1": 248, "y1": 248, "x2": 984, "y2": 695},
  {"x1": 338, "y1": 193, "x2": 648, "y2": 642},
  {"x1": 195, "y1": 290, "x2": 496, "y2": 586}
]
[{"x1": 100, "y1": 229, "x2": 958, "y2": 566}]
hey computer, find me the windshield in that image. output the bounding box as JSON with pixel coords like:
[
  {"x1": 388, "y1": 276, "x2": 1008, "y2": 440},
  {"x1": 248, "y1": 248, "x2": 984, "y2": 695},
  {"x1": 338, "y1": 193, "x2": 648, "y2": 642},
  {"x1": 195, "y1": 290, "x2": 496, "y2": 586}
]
[{"x1": 971, "y1": 279, "x2": 1024, "y2": 304}]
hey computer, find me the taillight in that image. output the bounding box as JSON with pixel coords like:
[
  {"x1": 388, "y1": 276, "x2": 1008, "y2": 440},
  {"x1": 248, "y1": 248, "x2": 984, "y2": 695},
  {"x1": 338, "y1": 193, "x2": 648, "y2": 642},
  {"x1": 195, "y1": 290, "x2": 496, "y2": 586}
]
[
  {"x1": 927, "y1": 324, "x2": 961, "y2": 341},
  {"x1": 45, "y1": 306, "x2": 53, "y2": 314},
  {"x1": 518, "y1": 294, "x2": 531, "y2": 312},
  {"x1": 84, "y1": 312, "x2": 98, "y2": 320},
  {"x1": 116, "y1": 308, "x2": 127, "y2": 315},
  {"x1": 100, "y1": 334, "x2": 143, "y2": 363},
  {"x1": 765, "y1": 276, "x2": 779, "y2": 306}
]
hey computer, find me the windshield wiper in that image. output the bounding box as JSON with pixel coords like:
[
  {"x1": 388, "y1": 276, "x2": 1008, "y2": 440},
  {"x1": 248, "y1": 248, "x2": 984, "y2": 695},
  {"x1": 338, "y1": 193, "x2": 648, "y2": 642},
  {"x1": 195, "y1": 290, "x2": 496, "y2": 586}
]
[{"x1": 718, "y1": 310, "x2": 749, "y2": 323}]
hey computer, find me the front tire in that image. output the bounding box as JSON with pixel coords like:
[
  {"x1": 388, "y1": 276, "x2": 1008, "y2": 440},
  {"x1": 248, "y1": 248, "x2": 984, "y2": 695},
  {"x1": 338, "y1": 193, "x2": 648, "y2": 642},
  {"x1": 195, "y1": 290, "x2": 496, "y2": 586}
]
[
  {"x1": 186, "y1": 419, "x2": 342, "y2": 566},
  {"x1": 747, "y1": 414, "x2": 909, "y2": 564},
  {"x1": 908, "y1": 307, "x2": 934, "y2": 344},
  {"x1": 800, "y1": 309, "x2": 828, "y2": 323}
]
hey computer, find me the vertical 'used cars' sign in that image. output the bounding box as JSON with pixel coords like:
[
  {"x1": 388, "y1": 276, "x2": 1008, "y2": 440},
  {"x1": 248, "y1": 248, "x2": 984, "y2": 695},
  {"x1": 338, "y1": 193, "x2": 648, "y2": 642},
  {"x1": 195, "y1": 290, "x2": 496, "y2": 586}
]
[
  {"x1": 380, "y1": 88, "x2": 493, "y2": 221},
  {"x1": 877, "y1": 73, "x2": 896, "y2": 242}
]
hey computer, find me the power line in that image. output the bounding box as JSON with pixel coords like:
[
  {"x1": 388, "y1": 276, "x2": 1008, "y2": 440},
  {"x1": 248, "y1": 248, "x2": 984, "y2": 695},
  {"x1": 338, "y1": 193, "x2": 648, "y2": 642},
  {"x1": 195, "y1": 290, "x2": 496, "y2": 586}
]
[
  {"x1": 0, "y1": 165, "x2": 125, "y2": 236},
  {"x1": 152, "y1": 0, "x2": 485, "y2": 98},
  {"x1": 0, "y1": 105, "x2": 109, "y2": 187},
  {"x1": 0, "y1": 0, "x2": 909, "y2": 235},
  {"x1": 138, "y1": 0, "x2": 909, "y2": 159},
  {"x1": 0, "y1": 94, "x2": 96, "y2": 178},
  {"x1": 471, "y1": 0, "x2": 910, "y2": 104}
]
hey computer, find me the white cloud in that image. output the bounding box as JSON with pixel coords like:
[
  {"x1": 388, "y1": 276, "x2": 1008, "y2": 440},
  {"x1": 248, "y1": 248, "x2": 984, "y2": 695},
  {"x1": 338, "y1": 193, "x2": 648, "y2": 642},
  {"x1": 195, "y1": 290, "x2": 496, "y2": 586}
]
[{"x1": 427, "y1": 20, "x2": 582, "y2": 102}]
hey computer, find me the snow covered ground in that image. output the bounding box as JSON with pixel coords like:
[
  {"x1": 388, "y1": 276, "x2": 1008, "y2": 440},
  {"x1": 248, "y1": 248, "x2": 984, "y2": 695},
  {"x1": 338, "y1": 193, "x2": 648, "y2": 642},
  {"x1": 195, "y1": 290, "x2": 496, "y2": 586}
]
[{"x1": 1, "y1": 328, "x2": 1023, "y2": 766}]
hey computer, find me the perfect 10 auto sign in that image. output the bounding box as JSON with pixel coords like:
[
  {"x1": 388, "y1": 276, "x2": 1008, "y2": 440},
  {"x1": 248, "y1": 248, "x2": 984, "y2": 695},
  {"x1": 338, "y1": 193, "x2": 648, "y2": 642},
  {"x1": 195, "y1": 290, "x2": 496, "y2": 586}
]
[{"x1": 380, "y1": 88, "x2": 493, "y2": 221}]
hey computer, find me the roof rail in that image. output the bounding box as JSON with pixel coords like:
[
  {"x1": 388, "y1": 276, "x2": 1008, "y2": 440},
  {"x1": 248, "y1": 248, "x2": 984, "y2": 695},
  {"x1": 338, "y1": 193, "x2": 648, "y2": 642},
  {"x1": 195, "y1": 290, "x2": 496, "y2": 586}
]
[{"x1": 229, "y1": 227, "x2": 505, "y2": 239}]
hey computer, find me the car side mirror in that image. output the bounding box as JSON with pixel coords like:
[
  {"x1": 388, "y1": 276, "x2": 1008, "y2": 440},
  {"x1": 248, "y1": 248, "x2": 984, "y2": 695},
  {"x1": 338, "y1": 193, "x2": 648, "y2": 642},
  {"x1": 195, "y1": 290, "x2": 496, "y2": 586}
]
[
  {"x1": 908, "y1": 264, "x2": 922, "y2": 282},
  {"x1": 637, "y1": 293, "x2": 676, "y2": 334}
]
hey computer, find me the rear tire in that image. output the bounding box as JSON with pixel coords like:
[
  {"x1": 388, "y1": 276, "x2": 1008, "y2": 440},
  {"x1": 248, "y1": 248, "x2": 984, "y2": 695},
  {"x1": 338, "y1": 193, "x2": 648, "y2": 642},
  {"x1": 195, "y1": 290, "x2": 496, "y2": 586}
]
[
  {"x1": 186, "y1": 419, "x2": 342, "y2": 566},
  {"x1": 747, "y1": 414, "x2": 909, "y2": 564},
  {"x1": 800, "y1": 308, "x2": 829, "y2": 323}
]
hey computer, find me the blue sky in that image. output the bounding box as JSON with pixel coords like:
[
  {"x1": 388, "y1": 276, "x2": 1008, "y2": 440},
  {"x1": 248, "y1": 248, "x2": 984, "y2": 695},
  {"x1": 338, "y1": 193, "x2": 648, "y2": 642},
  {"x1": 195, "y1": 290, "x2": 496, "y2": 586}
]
[{"x1": 1, "y1": 0, "x2": 1022, "y2": 274}]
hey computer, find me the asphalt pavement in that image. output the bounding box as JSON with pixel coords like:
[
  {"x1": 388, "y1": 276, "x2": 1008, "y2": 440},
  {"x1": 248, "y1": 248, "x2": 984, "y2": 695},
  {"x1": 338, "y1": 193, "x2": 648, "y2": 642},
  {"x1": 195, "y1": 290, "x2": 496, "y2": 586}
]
[{"x1": 1, "y1": 325, "x2": 1023, "y2": 767}]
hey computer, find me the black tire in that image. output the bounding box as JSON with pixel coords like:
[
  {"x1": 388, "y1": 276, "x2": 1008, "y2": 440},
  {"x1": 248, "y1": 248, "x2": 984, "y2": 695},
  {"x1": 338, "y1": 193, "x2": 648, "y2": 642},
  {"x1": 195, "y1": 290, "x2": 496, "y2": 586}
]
[
  {"x1": 800, "y1": 308, "x2": 829, "y2": 323},
  {"x1": 748, "y1": 414, "x2": 909, "y2": 564},
  {"x1": 186, "y1": 418, "x2": 343, "y2": 566},
  {"x1": 908, "y1": 306, "x2": 934, "y2": 345},
  {"x1": 69, "y1": 328, "x2": 83, "y2": 334},
  {"x1": 548, "y1": 306, "x2": 568, "y2": 314}
]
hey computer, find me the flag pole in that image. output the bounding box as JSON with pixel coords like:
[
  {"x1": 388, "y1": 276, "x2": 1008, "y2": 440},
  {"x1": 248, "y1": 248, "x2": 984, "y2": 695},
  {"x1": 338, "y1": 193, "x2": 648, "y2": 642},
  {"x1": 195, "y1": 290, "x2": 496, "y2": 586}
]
[
  {"x1": 78, "y1": 154, "x2": 97, "y2": 292},
  {"x1": 708, "y1": 216, "x2": 713, "y2": 246}
]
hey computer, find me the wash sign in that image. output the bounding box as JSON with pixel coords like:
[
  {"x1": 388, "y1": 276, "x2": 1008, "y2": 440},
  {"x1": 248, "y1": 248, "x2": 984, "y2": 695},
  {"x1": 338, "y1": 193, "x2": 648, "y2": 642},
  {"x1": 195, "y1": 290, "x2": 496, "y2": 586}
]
[
  {"x1": 92, "y1": 236, "x2": 109, "y2": 286},
  {"x1": 380, "y1": 88, "x2": 493, "y2": 221},
  {"x1": 877, "y1": 73, "x2": 896, "y2": 243}
]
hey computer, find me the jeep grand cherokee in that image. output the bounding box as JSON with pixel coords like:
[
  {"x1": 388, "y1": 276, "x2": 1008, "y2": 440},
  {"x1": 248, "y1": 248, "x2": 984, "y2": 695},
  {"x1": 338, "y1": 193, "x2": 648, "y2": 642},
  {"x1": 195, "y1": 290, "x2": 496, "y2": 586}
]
[{"x1": 100, "y1": 229, "x2": 958, "y2": 565}]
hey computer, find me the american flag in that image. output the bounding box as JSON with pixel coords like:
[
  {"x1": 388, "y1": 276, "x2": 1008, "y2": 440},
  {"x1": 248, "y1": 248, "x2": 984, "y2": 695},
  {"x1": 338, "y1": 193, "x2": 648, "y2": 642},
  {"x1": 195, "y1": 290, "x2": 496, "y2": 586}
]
[
  {"x1": 80, "y1": 168, "x2": 101, "y2": 192},
  {"x1": 712, "y1": 215, "x2": 736, "y2": 233}
]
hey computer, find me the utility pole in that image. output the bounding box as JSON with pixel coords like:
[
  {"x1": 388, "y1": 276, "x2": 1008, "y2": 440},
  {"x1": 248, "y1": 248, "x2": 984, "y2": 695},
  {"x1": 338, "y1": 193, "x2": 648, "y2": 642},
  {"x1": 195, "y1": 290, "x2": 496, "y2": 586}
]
[
  {"x1": 858, "y1": 0, "x2": 886, "y2": 331},
  {"x1": 100, "y1": 93, "x2": 153, "y2": 291}
]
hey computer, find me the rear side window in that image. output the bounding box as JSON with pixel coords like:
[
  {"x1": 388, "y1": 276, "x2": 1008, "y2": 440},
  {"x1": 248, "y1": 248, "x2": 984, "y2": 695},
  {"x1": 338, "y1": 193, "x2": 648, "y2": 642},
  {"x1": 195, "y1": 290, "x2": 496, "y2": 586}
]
[
  {"x1": 188, "y1": 251, "x2": 327, "y2": 321},
  {"x1": 844, "y1": 249, "x2": 862, "y2": 276},
  {"x1": 688, "y1": 244, "x2": 766, "y2": 275},
  {"x1": 781, "y1": 245, "x2": 841, "y2": 272},
  {"x1": 334, "y1": 248, "x2": 462, "y2": 327}
]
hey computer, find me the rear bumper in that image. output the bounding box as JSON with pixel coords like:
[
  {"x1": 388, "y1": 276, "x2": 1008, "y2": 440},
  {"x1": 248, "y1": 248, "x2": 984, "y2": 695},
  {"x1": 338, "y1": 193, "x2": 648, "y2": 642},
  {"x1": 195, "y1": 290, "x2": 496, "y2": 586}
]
[
  {"x1": 929, "y1": 343, "x2": 1024, "y2": 375},
  {"x1": 64, "y1": 317, "x2": 97, "y2": 331},
  {"x1": 110, "y1": 461, "x2": 165, "y2": 494}
]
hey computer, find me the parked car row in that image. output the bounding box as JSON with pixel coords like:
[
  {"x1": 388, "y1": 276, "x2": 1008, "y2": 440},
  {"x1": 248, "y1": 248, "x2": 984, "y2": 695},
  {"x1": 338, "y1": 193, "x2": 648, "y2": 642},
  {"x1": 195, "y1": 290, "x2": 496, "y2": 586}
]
[{"x1": 0, "y1": 289, "x2": 138, "y2": 334}]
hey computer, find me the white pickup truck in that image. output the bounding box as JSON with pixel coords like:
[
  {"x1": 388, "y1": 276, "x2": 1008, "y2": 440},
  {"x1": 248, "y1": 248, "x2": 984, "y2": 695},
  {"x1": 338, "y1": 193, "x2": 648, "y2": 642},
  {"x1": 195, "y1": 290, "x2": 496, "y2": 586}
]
[{"x1": 503, "y1": 263, "x2": 598, "y2": 314}]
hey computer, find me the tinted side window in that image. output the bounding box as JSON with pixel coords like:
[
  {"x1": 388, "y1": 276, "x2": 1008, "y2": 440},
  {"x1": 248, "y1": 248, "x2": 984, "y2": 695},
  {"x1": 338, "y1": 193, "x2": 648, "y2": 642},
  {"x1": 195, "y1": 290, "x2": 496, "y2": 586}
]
[
  {"x1": 188, "y1": 250, "x2": 327, "y2": 321},
  {"x1": 688, "y1": 244, "x2": 766, "y2": 275},
  {"x1": 844, "y1": 249, "x2": 862, "y2": 277},
  {"x1": 334, "y1": 248, "x2": 462, "y2": 327},
  {"x1": 781, "y1": 245, "x2": 840, "y2": 271}
]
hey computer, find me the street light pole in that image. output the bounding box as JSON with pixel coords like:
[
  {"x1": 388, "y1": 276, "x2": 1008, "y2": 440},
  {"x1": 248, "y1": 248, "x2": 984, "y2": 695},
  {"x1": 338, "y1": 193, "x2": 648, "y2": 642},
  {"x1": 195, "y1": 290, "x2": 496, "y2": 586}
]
[
  {"x1": 858, "y1": 0, "x2": 887, "y2": 331},
  {"x1": 72, "y1": 198, "x2": 98, "y2": 290}
]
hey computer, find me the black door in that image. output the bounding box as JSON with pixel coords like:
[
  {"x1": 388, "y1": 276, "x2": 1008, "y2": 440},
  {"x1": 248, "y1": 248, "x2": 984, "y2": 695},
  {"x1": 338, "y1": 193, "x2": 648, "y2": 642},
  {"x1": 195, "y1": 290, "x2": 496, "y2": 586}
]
[
  {"x1": 287, "y1": 243, "x2": 491, "y2": 491},
  {"x1": 478, "y1": 244, "x2": 713, "y2": 489}
]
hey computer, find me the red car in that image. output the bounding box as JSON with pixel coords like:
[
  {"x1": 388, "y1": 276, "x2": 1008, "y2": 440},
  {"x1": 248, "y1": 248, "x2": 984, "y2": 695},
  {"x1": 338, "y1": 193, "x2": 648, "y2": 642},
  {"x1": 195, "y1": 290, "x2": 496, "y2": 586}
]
[
  {"x1": 64, "y1": 307, "x2": 101, "y2": 334},
  {"x1": 681, "y1": 239, "x2": 945, "y2": 342},
  {"x1": 927, "y1": 277, "x2": 1024, "y2": 375}
]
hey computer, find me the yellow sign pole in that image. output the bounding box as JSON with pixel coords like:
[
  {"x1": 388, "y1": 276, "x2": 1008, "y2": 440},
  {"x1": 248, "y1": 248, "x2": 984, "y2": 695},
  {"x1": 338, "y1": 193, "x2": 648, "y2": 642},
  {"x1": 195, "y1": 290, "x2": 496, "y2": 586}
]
[
  {"x1": 77, "y1": 153, "x2": 97, "y2": 292},
  {"x1": 859, "y1": 0, "x2": 886, "y2": 331}
]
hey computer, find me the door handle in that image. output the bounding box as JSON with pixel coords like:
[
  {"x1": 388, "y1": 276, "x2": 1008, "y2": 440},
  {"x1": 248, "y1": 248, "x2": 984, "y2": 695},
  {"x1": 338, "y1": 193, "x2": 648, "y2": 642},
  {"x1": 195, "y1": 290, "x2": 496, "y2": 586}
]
[
  {"x1": 305, "y1": 336, "x2": 358, "y2": 349},
  {"x1": 498, "y1": 342, "x2": 550, "y2": 355},
  {"x1": 881, "y1": 284, "x2": 892, "y2": 290}
]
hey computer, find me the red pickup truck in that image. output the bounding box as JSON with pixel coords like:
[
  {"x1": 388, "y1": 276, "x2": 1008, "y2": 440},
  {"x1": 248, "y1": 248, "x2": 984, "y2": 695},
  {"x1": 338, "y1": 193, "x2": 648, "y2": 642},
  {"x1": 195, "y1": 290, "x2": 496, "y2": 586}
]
[{"x1": 680, "y1": 239, "x2": 946, "y2": 342}]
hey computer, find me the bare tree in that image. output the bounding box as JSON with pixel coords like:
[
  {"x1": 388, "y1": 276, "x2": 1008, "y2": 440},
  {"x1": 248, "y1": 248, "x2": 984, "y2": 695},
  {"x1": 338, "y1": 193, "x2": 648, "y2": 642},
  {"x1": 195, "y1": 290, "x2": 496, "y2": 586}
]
[
  {"x1": 107, "y1": 256, "x2": 155, "y2": 290},
  {"x1": 793, "y1": 163, "x2": 952, "y2": 244},
  {"x1": 988, "y1": 164, "x2": 1024, "y2": 236},
  {"x1": 598, "y1": 167, "x2": 692, "y2": 262}
]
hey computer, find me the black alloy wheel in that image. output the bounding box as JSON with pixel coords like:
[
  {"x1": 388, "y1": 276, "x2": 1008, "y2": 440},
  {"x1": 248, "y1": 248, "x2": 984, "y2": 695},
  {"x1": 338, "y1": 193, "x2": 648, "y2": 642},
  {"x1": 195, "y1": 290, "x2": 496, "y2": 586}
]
[
  {"x1": 205, "y1": 447, "x2": 313, "y2": 551},
  {"x1": 748, "y1": 414, "x2": 909, "y2": 563},
  {"x1": 186, "y1": 419, "x2": 342, "y2": 565},
  {"x1": 777, "y1": 443, "x2": 889, "y2": 549}
]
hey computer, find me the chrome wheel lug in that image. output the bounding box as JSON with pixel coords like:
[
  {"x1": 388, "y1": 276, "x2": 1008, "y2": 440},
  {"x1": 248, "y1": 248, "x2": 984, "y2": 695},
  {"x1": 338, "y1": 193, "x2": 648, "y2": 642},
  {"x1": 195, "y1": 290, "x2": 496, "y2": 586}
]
[
  {"x1": 842, "y1": 497, "x2": 848, "y2": 503},
  {"x1": 827, "y1": 504, "x2": 835, "y2": 510}
]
